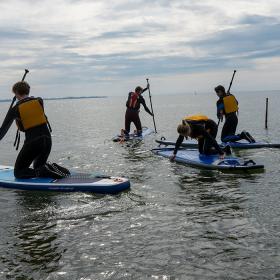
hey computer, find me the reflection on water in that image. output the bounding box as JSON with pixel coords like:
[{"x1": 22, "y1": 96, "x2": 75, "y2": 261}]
[
  {"x1": 120, "y1": 141, "x2": 154, "y2": 184},
  {"x1": 0, "y1": 93, "x2": 280, "y2": 279},
  {"x1": 1, "y1": 192, "x2": 63, "y2": 279}
]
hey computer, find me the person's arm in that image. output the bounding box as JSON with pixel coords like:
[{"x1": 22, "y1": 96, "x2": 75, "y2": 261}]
[
  {"x1": 170, "y1": 135, "x2": 185, "y2": 161},
  {"x1": 174, "y1": 135, "x2": 184, "y2": 154},
  {"x1": 141, "y1": 87, "x2": 148, "y2": 94},
  {"x1": 125, "y1": 92, "x2": 132, "y2": 108},
  {"x1": 0, "y1": 107, "x2": 16, "y2": 141},
  {"x1": 216, "y1": 99, "x2": 224, "y2": 120},
  {"x1": 139, "y1": 96, "x2": 153, "y2": 116}
]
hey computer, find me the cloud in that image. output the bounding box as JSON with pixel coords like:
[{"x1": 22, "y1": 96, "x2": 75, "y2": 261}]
[
  {"x1": 0, "y1": 0, "x2": 280, "y2": 96},
  {"x1": 188, "y1": 21, "x2": 280, "y2": 59}
]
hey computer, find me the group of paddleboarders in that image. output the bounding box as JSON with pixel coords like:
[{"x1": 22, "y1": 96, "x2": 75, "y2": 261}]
[
  {"x1": 0, "y1": 78, "x2": 154, "y2": 179},
  {"x1": 171, "y1": 85, "x2": 255, "y2": 160},
  {"x1": 120, "y1": 77, "x2": 256, "y2": 161},
  {"x1": 0, "y1": 75, "x2": 256, "y2": 179}
]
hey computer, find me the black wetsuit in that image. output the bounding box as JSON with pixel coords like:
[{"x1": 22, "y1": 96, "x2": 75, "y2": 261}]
[
  {"x1": 0, "y1": 97, "x2": 52, "y2": 178},
  {"x1": 174, "y1": 119, "x2": 224, "y2": 155},
  {"x1": 125, "y1": 87, "x2": 153, "y2": 135},
  {"x1": 217, "y1": 97, "x2": 239, "y2": 142}
]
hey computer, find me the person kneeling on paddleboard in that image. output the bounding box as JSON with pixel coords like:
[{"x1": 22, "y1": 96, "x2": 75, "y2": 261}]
[
  {"x1": 0, "y1": 81, "x2": 69, "y2": 179},
  {"x1": 123, "y1": 85, "x2": 154, "y2": 139},
  {"x1": 215, "y1": 85, "x2": 255, "y2": 143},
  {"x1": 170, "y1": 115, "x2": 231, "y2": 161}
]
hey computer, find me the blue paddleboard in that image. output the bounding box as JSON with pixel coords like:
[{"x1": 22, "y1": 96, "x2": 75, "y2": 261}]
[
  {"x1": 0, "y1": 165, "x2": 130, "y2": 193},
  {"x1": 156, "y1": 138, "x2": 280, "y2": 149},
  {"x1": 113, "y1": 127, "x2": 154, "y2": 142},
  {"x1": 152, "y1": 147, "x2": 264, "y2": 171}
]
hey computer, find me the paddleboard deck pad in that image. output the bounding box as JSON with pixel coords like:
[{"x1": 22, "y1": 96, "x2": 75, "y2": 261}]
[
  {"x1": 113, "y1": 127, "x2": 153, "y2": 142},
  {"x1": 152, "y1": 147, "x2": 264, "y2": 171},
  {"x1": 156, "y1": 138, "x2": 280, "y2": 149},
  {"x1": 0, "y1": 165, "x2": 130, "y2": 193}
]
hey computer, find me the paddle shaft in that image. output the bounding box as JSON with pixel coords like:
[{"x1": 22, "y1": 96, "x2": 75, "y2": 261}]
[
  {"x1": 265, "y1": 97, "x2": 268, "y2": 129},
  {"x1": 9, "y1": 69, "x2": 29, "y2": 110},
  {"x1": 218, "y1": 70, "x2": 237, "y2": 126},
  {"x1": 146, "y1": 78, "x2": 157, "y2": 133},
  {"x1": 227, "y1": 70, "x2": 236, "y2": 94}
]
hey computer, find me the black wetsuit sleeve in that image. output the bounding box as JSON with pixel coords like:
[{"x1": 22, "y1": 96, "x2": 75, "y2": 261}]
[
  {"x1": 174, "y1": 135, "x2": 185, "y2": 155},
  {"x1": 126, "y1": 92, "x2": 131, "y2": 107},
  {"x1": 0, "y1": 107, "x2": 17, "y2": 140},
  {"x1": 216, "y1": 99, "x2": 224, "y2": 119},
  {"x1": 139, "y1": 96, "x2": 153, "y2": 115},
  {"x1": 141, "y1": 87, "x2": 148, "y2": 94}
]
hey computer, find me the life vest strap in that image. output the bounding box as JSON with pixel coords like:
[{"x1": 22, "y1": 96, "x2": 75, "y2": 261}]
[
  {"x1": 47, "y1": 120, "x2": 52, "y2": 132},
  {"x1": 13, "y1": 129, "x2": 21, "y2": 151}
]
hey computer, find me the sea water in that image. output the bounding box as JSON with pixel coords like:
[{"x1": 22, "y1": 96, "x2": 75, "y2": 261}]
[{"x1": 0, "y1": 91, "x2": 280, "y2": 279}]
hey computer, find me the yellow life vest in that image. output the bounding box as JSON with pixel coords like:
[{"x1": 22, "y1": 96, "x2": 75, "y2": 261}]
[
  {"x1": 183, "y1": 114, "x2": 209, "y2": 122},
  {"x1": 17, "y1": 99, "x2": 47, "y2": 131},
  {"x1": 223, "y1": 94, "x2": 238, "y2": 114}
]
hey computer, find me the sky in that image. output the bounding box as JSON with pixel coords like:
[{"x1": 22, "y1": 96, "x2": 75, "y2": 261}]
[{"x1": 0, "y1": 0, "x2": 280, "y2": 97}]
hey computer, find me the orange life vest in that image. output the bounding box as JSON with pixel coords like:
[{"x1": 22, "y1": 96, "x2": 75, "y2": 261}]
[
  {"x1": 183, "y1": 114, "x2": 209, "y2": 123},
  {"x1": 16, "y1": 98, "x2": 48, "y2": 131},
  {"x1": 223, "y1": 94, "x2": 238, "y2": 114}
]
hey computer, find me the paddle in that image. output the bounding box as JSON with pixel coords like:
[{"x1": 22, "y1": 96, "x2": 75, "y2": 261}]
[
  {"x1": 8, "y1": 69, "x2": 29, "y2": 111},
  {"x1": 218, "y1": 70, "x2": 237, "y2": 126},
  {"x1": 146, "y1": 78, "x2": 157, "y2": 133},
  {"x1": 227, "y1": 69, "x2": 236, "y2": 94}
]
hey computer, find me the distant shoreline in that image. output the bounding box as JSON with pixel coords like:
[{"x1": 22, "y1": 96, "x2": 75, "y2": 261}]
[{"x1": 0, "y1": 96, "x2": 108, "y2": 103}]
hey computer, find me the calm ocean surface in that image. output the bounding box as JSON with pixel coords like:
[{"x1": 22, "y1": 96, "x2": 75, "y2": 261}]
[{"x1": 0, "y1": 91, "x2": 280, "y2": 279}]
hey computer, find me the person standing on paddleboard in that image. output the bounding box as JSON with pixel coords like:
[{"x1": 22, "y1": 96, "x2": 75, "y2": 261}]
[
  {"x1": 0, "y1": 81, "x2": 67, "y2": 179},
  {"x1": 170, "y1": 115, "x2": 230, "y2": 161},
  {"x1": 123, "y1": 85, "x2": 154, "y2": 138},
  {"x1": 215, "y1": 85, "x2": 255, "y2": 143}
]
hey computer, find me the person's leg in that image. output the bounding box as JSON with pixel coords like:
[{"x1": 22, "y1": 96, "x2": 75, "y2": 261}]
[
  {"x1": 244, "y1": 131, "x2": 255, "y2": 142},
  {"x1": 203, "y1": 127, "x2": 218, "y2": 155},
  {"x1": 198, "y1": 138, "x2": 204, "y2": 154},
  {"x1": 33, "y1": 136, "x2": 52, "y2": 169},
  {"x1": 14, "y1": 140, "x2": 41, "y2": 178},
  {"x1": 32, "y1": 136, "x2": 64, "y2": 179},
  {"x1": 202, "y1": 120, "x2": 220, "y2": 155},
  {"x1": 47, "y1": 162, "x2": 70, "y2": 176},
  {"x1": 222, "y1": 134, "x2": 241, "y2": 142},
  {"x1": 133, "y1": 112, "x2": 142, "y2": 136},
  {"x1": 221, "y1": 114, "x2": 239, "y2": 142},
  {"x1": 124, "y1": 110, "x2": 132, "y2": 136}
]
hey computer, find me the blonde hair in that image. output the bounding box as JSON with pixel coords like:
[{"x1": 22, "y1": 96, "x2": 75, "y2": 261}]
[
  {"x1": 177, "y1": 123, "x2": 191, "y2": 136},
  {"x1": 12, "y1": 81, "x2": 30, "y2": 96}
]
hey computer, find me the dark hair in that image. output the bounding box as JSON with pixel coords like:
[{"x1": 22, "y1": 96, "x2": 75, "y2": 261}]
[
  {"x1": 135, "y1": 86, "x2": 143, "y2": 93},
  {"x1": 214, "y1": 85, "x2": 225, "y2": 93},
  {"x1": 12, "y1": 81, "x2": 30, "y2": 96}
]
